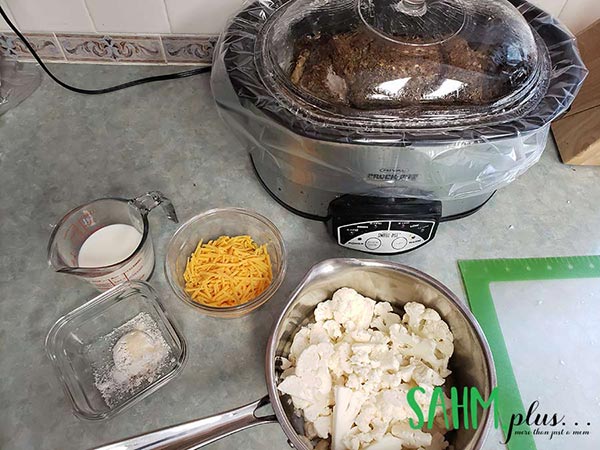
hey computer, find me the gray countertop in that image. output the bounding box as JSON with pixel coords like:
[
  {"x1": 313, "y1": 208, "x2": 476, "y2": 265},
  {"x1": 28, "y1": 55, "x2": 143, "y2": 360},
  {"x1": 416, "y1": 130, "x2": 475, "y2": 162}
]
[{"x1": 1, "y1": 64, "x2": 599, "y2": 450}]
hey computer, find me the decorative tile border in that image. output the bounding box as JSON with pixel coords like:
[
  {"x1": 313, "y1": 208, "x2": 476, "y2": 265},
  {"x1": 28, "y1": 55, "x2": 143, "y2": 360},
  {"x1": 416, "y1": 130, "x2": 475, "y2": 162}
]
[
  {"x1": 0, "y1": 33, "x2": 65, "y2": 61},
  {"x1": 161, "y1": 35, "x2": 216, "y2": 64},
  {"x1": 58, "y1": 34, "x2": 165, "y2": 64},
  {"x1": 0, "y1": 32, "x2": 217, "y2": 65}
]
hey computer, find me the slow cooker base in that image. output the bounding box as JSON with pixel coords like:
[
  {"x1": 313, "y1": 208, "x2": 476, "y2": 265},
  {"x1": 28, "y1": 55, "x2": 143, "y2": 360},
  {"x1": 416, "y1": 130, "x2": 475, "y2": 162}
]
[{"x1": 250, "y1": 154, "x2": 495, "y2": 223}]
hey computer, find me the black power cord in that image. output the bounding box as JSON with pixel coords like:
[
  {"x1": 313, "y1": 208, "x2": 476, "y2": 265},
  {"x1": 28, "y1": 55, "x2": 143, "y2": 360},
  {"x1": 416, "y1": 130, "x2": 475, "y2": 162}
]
[{"x1": 0, "y1": 6, "x2": 211, "y2": 95}]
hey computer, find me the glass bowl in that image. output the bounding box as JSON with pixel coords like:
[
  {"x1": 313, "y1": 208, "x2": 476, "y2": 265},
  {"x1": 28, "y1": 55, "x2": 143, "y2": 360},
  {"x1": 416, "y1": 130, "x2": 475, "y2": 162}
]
[
  {"x1": 165, "y1": 208, "x2": 287, "y2": 318},
  {"x1": 45, "y1": 281, "x2": 187, "y2": 421}
]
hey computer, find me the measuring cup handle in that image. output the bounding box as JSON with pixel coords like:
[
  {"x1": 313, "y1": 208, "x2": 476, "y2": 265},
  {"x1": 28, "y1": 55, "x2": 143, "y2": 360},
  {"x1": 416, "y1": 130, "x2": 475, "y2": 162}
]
[{"x1": 131, "y1": 191, "x2": 179, "y2": 223}]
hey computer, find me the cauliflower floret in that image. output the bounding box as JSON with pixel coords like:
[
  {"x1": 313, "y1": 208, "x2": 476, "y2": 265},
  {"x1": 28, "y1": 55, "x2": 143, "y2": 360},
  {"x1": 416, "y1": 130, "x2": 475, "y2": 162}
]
[
  {"x1": 389, "y1": 323, "x2": 421, "y2": 348},
  {"x1": 404, "y1": 340, "x2": 442, "y2": 372},
  {"x1": 411, "y1": 359, "x2": 445, "y2": 387},
  {"x1": 278, "y1": 343, "x2": 334, "y2": 421},
  {"x1": 312, "y1": 414, "x2": 332, "y2": 439},
  {"x1": 354, "y1": 401, "x2": 378, "y2": 433},
  {"x1": 345, "y1": 429, "x2": 384, "y2": 449},
  {"x1": 296, "y1": 343, "x2": 334, "y2": 377},
  {"x1": 329, "y1": 342, "x2": 352, "y2": 377},
  {"x1": 278, "y1": 374, "x2": 330, "y2": 422},
  {"x1": 372, "y1": 302, "x2": 402, "y2": 332},
  {"x1": 348, "y1": 329, "x2": 373, "y2": 343},
  {"x1": 374, "y1": 348, "x2": 401, "y2": 372},
  {"x1": 363, "y1": 435, "x2": 404, "y2": 450},
  {"x1": 289, "y1": 327, "x2": 311, "y2": 362},
  {"x1": 377, "y1": 388, "x2": 413, "y2": 423},
  {"x1": 332, "y1": 386, "x2": 367, "y2": 450},
  {"x1": 350, "y1": 343, "x2": 387, "y2": 368},
  {"x1": 403, "y1": 302, "x2": 454, "y2": 347},
  {"x1": 370, "y1": 330, "x2": 391, "y2": 345},
  {"x1": 380, "y1": 370, "x2": 406, "y2": 389},
  {"x1": 315, "y1": 300, "x2": 335, "y2": 322},
  {"x1": 310, "y1": 322, "x2": 335, "y2": 345},
  {"x1": 331, "y1": 288, "x2": 376, "y2": 331},
  {"x1": 344, "y1": 429, "x2": 374, "y2": 450},
  {"x1": 323, "y1": 320, "x2": 343, "y2": 341},
  {"x1": 374, "y1": 301, "x2": 394, "y2": 316},
  {"x1": 346, "y1": 373, "x2": 362, "y2": 391},
  {"x1": 392, "y1": 312, "x2": 452, "y2": 379},
  {"x1": 391, "y1": 422, "x2": 433, "y2": 448}
]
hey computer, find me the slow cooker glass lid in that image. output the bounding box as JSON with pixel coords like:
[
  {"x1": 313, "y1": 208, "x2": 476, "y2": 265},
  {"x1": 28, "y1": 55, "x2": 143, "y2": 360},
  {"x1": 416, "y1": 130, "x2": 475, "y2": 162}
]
[{"x1": 259, "y1": 0, "x2": 548, "y2": 124}]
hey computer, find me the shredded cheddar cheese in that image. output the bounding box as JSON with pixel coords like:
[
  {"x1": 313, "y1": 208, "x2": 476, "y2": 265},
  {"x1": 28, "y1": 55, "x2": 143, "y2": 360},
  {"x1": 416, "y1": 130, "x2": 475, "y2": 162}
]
[{"x1": 183, "y1": 235, "x2": 273, "y2": 308}]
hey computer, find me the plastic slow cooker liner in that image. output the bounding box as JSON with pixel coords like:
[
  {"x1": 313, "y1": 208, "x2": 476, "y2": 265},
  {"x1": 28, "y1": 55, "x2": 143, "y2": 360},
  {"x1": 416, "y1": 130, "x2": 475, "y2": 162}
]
[{"x1": 211, "y1": 0, "x2": 587, "y2": 203}]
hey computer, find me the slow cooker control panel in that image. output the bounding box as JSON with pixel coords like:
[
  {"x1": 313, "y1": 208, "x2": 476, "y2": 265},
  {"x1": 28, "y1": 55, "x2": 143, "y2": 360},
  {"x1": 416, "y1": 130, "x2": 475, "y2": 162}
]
[
  {"x1": 328, "y1": 195, "x2": 442, "y2": 254},
  {"x1": 337, "y1": 220, "x2": 436, "y2": 253}
]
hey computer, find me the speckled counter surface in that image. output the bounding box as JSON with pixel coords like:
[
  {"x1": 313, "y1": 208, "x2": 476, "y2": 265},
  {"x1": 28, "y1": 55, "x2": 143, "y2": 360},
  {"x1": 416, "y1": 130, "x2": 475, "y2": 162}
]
[{"x1": 1, "y1": 65, "x2": 599, "y2": 450}]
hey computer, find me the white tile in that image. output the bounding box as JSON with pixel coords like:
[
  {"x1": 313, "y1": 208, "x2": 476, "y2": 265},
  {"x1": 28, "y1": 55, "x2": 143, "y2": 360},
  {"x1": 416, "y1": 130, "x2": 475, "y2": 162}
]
[
  {"x1": 86, "y1": 0, "x2": 170, "y2": 33},
  {"x1": 5, "y1": 0, "x2": 93, "y2": 32},
  {"x1": 164, "y1": 0, "x2": 245, "y2": 34},
  {"x1": 528, "y1": 0, "x2": 567, "y2": 17},
  {"x1": 0, "y1": 1, "x2": 18, "y2": 31},
  {"x1": 559, "y1": 0, "x2": 600, "y2": 34}
]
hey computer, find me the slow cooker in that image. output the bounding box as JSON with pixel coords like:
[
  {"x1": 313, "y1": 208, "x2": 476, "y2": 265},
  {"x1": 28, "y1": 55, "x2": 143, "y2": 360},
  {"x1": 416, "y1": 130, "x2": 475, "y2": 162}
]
[{"x1": 211, "y1": 0, "x2": 586, "y2": 254}]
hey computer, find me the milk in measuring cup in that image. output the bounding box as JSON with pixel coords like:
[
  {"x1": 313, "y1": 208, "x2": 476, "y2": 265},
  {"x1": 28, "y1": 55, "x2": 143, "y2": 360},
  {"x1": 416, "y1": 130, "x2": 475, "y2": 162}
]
[
  {"x1": 76, "y1": 224, "x2": 154, "y2": 289},
  {"x1": 78, "y1": 224, "x2": 142, "y2": 268}
]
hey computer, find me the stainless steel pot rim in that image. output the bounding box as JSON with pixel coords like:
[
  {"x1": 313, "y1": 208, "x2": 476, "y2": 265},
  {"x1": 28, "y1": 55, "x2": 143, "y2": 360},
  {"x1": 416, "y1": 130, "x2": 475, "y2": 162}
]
[{"x1": 266, "y1": 258, "x2": 497, "y2": 450}]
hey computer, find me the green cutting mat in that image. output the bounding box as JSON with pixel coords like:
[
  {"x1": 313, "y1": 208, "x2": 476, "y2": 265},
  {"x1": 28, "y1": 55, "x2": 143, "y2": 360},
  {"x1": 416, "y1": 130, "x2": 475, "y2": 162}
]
[{"x1": 459, "y1": 256, "x2": 600, "y2": 450}]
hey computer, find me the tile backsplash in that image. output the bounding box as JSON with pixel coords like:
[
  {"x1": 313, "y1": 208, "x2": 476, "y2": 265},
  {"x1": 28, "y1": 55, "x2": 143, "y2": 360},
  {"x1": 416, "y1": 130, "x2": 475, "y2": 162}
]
[
  {"x1": 0, "y1": 0, "x2": 246, "y2": 34},
  {"x1": 85, "y1": 0, "x2": 171, "y2": 34},
  {"x1": 164, "y1": 0, "x2": 245, "y2": 34},
  {"x1": 3, "y1": 0, "x2": 94, "y2": 32},
  {"x1": 1, "y1": 0, "x2": 599, "y2": 65}
]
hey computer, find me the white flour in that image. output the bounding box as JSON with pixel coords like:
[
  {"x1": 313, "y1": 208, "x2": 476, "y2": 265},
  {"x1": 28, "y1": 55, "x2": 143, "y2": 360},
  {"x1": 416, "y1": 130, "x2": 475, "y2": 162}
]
[
  {"x1": 113, "y1": 330, "x2": 165, "y2": 378},
  {"x1": 92, "y1": 312, "x2": 175, "y2": 408}
]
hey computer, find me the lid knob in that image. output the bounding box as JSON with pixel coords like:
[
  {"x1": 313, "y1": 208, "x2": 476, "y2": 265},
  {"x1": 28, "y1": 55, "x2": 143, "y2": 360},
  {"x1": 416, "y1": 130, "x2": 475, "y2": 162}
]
[
  {"x1": 395, "y1": 0, "x2": 427, "y2": 17},
  {"x1": 358, "y1": 0, "x2": 466, "y2": 45}
]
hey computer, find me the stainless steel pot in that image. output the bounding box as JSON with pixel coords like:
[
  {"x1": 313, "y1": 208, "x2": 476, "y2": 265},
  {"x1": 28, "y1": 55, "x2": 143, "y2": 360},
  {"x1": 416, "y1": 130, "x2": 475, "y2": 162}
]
[{"x1": 95, "y1": 259, "x2": 496, "y2": 450}]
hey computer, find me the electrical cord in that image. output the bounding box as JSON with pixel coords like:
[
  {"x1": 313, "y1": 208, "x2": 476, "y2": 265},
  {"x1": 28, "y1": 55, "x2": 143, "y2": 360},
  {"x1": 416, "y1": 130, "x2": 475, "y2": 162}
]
[{"x1": 0, "y1": 6, "x2": 211, "y2": 95}]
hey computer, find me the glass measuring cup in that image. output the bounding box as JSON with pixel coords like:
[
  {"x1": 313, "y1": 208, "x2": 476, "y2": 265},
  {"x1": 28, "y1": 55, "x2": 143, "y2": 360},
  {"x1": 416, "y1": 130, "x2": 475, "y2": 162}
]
[{"x1": 48, "y1": 191, "x2": 178, "y2": 291}]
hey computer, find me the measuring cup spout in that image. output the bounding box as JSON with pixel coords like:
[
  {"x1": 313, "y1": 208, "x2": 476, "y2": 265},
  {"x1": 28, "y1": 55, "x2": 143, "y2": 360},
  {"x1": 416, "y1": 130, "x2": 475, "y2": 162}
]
[
  {"x1": 54, "y1": 265, "x2": 77, "y2": 274},
  {"x1": 130, "y1": 191, "x2": 179, "y2": 223},
  {"x1": 47, "y1": 236, "x2": 79, "y2": 275}
]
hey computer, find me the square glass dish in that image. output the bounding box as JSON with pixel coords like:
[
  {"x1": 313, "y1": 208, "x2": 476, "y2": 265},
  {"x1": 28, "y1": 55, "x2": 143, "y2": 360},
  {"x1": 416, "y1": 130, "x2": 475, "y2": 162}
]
[{"x1": 45, "y1": 281, "x2": 187, "y2": 420}]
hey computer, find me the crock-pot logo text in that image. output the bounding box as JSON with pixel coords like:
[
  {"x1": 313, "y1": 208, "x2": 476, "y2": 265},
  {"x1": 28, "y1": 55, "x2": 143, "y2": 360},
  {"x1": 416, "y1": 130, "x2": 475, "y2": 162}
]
[
  {"x1": 406, "y1": 388, "x2": 590, "y2": 444},
  {"x1": 368, "y1": 168, "x2": 419, "y2": 182}
]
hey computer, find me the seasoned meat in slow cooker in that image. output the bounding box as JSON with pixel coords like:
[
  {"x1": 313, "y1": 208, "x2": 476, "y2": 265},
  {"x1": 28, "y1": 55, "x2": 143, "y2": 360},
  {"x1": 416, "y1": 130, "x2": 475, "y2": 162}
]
[{"x1": 290, "y1": 29, "x2": 513, "y2": 109}]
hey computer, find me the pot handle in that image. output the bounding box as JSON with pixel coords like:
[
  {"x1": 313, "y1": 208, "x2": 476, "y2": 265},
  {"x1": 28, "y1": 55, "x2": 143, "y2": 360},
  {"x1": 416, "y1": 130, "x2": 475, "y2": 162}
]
[
  {"x1": 93, "y1": 396, "x2": 277, "y2": 450},
  {"x1": 130, "y1": 191, "x2": 179, "y2": 223}
]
